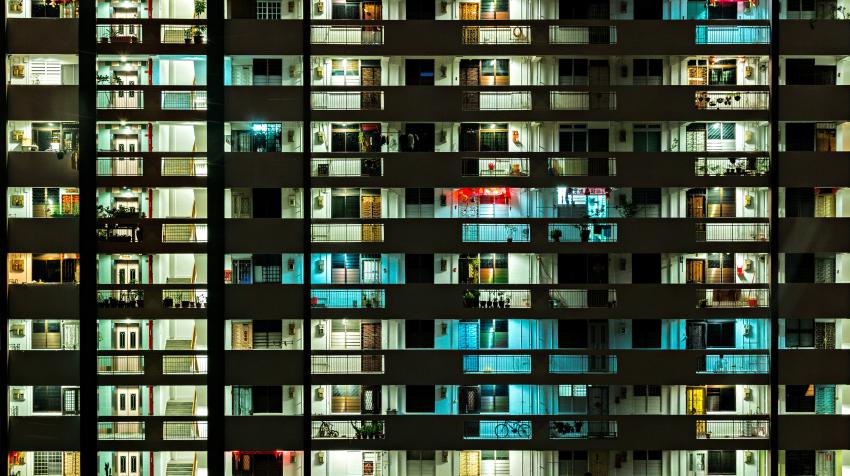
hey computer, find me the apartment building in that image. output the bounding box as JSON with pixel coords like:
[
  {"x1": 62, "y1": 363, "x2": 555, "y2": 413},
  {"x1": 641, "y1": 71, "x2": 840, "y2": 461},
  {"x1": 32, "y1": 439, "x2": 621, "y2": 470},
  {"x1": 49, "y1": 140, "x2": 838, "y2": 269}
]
[{"x1": 3, "y1": 0, "x2": 850, "y2": 475}]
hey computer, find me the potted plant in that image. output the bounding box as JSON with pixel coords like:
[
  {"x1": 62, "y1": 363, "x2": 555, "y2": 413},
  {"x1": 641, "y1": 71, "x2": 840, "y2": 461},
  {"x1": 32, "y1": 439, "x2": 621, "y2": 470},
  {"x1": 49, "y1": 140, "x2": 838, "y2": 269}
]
[
  {"x1": 698, "y1": 298, "x2": 708, "y2": 308},
  {"x1": 463, "y1": 289, "x2": 479, "y2": 308},
  {"x1": 184, "y1": 29, "x2": 192, "y2": 44},
  {"x1": 192, "y1": 25, "x2": 206, "y2": 44},
  {"x1": 616, "y1": 201, "x2": 639, "y2": 219},
  {"x1": 550, "y1": 228, "x2": 562, "y2": 242}
]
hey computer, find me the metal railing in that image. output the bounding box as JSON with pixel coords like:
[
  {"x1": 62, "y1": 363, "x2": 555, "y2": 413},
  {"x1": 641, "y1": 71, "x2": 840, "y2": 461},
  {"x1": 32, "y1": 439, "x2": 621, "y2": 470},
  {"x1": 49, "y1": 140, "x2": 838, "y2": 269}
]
[
  {"x1": 694, "y1": 91, "x2": 769, "y2": 110},
  {"x1": 162, "y1": 223, "x2": 208, "y2": 243},
  {"x1": 163, "y1": 421, "x2": 208, "y2": 440},
  {"x1": 162, "y1": 90, "x2": 207, "y2": 110},
  {"x1": 98, "y1": 289, "x2": 144, "y2": 308},
  {"x1": 696, "y1": 419, "x2": 769, "y2": 439},
  {"x1": 550, "y1": 420, "x2": 618, "y2": 439},
  {"x1": 464, "y1": 289, "x2": 531, "y2": 308},
  {"x1": 695, "y1": 25, "x2": 770, "y2": 44},
  {"x1": 698, "y1": 354, "x2": 769, "y2": 374},
  {"x1": 97, "y1": 355, "x2": 144, "y2": 374},
  {"x1": 694, "y1": 157, "x2": 769, "y2": 176},
  {"x1": 310, "y1": 289, "x2": 385, "y2": 308},
  {"x1": 162, "y1": 157, "x2": 208, "y2": 176},
  {"x1": 97, "y1": 157, "x2": 143, "y2": 176},
  {"x1": 97, "y1": 90, "x2": 144, "y2": 109},
  {"x1": 96, "y1": 24, "x2": 143, "y2": 43},
  {"x1": 162, "y1": 355, "x2": 208, "y2": 374},
  {"x1": 312, "y1": 420, "x2": 386, "y2": 439},
  {"x1": 462, "y1": 25, "x2": 531, "y2": 45},
  {"x1": 98, "y1": 422, "x2": 146, "y2": 440},
  {"x1": 161, "y1": 24, "x2": 207, "y2": 44},
  {"x1": 548, "y1": 223, "x2": 618, "y2": 242},
  {"x1": 97, "y1": 224, "x2": 142, "y2": 243},
  {"x1": 311, "y1": 354, "x2": 385, "y2": 374},
  {"x1": 162, "y1": 289, "x2": 207, "y2": 308},
  {"x1": 697, "y1": 288, "x2": 769, "y2": 308},
  {"x1": 463, "y1": 354, "x2": 531, "y2": 374},
  {"x1": 462, "y1": 223, "x2": 531, "y2": 243},
  {"x1": 462, "y1": 91, "x2": 532, "y2": 111},
  {"x1": 549, "y1": 289, "x2": 617, "y2": 308},
  {"x1": 311, "y1": 91, "x2": 384, "y2": 110},
  {"x1": 549, "y1": 26, "x2": 617, "y2": 44},
  {"x1": 462, "y1": 158, "x2": 529, "y2": 177},
  {"x1": 549, "y1": 355, "x2": 618, "y2": 374},
  {"x1": 548, "y1": 157, "x2": 617, "y2": 176},
  {"x1": 311, "y1": 223, "x2": 384, "y2": 242},
  {"x1": 311, "y1": 158, "x2": 383, "y2": 177},
  {"x1": 550, "y1": 91, "x2": 617, "y2": 111},
  {"x1": 696, "y1": 223, "x2": 770, "y2": 242},
  {"x1": 310, "y1": 25, "x2": 384, "y2": 45},
  {"x1": 464, "y1": 420, "x2": 532, "y2": 439}
]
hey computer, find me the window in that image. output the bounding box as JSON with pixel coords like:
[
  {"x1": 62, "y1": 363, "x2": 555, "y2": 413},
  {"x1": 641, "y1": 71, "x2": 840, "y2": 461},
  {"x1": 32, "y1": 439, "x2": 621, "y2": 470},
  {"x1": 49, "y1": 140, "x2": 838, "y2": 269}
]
[
  {"x1": 633, "y1": 450, "x2": 662, "y2": 476},
  {"x1": 33, "y1": 452, "x2": 63, "y2": 476},
  {"x1": 558, "y1": 320, "x2": 588, "y2": 348},
  {"x1": 251, "y1": 386, "x2": 283, "y2": 414},
  {"x1": 405, "y1": 320, "x2": 434, "y2": 348},
  {"x1": 631, "y1": 188, "x2": 662, "y2": 217},
  {"x1": 786, "y1": 0, "x2": 816, "y2": 19},
  {"x1": 706, "y1": 122, "x2": 736, "y2": 151},
  {"x1": 479, "y1": 319, "x2": 508, "y2": 349},
  {"x1": 231, "y1": 123, "x2": 282, "y2": 152},
  {"x1": 633, "y1": 124, "x2": 661, "y2": 152},
  {"x1": 559, "y1": 59, "x2": 589, "y2": 85},
  {"x1": 406, "y1": 451, "x2": 436, "y2": 476},
  {"x1": 785, "y1": 450, "x2": 815, "y2": 475},
  {"x1": 405, "y1": 385, "x2": 435, "y2": 413},
  {"x1": 480, "y1": 385, "x2": 508, "y2": 413},
  {"x1": 405, "y1": 59, "x2": 435, "y2": 85},
  {"x1": 31, "y1": 320, "x2": 62, "y2": 350},
  {"x1": 331, "y1": 189, "x2": 360, "y2": 218},
  {"x1": 405, "y1": 254, "x2": 434, "y2": 284},
  {"x1": 558, "y1": 385, "x2": 588, "y2": 413},
  {"x1": 706, "y1": 386, "x2": 736, "y2": 412},
  {"x1": 786, "y1": 59, "x2": 836, "y2": 85},
  {"x1": 330, "y1": 253, "x2": 360, "y2": 284},
  {"x1": 632, "y1": 320, "x2": 661, "y2": 348},
  {"x1": 707, "y1": 253, "x2": 736, "y2": 284},
  {"x1": 458, "y1": 253, "x2": 508, "y2": 284},
  {"x1": 331, "y1": 385, "x2": 361, "y2": 413},
  {"x1": 256, "y1": 0, "x2": 283, "y2": 19},
  {"x1": 708, "y1": 59, "x2": 737, "y2": 85},
  {"x1": 252, "y1": 58, "x2": 282, "y2": 85},
  {"x1": 405, "y1": 188, "x2": 435, "y2": 218},
  {"x1": 559, "y1": 124, "x2": 588, "y2": 152},
  {"x1": 786, "y1": 385, "x2": 815, "y2": 412},
  {"x1": 707, "y1": 450, "x2": 736, "y2": 475},
  {"x1": 252, "y1": 320, "x2": 283, "y2": 349},
  {"x1": 253, "y1": 254, "x2": 282, "y2": 284},
  {"x1": 480, "y1": 0, "x2": 509, "y2": 19},
  {"x1": 63, "y1": 388, "x2": 79, "y2": 415},
  {"x1": 33, "y1": 386, "x2": 62, "y2": 413},
  {"x1": 558, "y1": 451, "x2": 588, "y2": 476},
  {"x1": 331, "y1": 59, "x2": 360, "y2": 85},
  {"x1": 705, "y1": 320, "x2": 736, "y2": 348},
  {"x1": 460, "y1": 123, "x2": 508, "y2": 152},
  {"x1": 633, "y1": 59, "x2": 663, "y2": 85},
  {"x1": 232, "y1": 386, "x2": 253, "y2": 415},
  {"x1": 785, "y1": 319, "x2": 815, "y2": 348},
  {"x1": 632, "y1": 386, "x2": 662, "y2": 414}
]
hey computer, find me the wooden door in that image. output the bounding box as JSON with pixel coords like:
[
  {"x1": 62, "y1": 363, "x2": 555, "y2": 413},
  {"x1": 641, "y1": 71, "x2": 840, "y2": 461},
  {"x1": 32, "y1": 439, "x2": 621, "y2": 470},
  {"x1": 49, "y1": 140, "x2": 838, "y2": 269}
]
[
  {"x1": 63, "y1": 451, "x2": 80, "y2": 476},
  {"x1": 460, "y1": 62, "x2": 480, "y2": 86},
  {"x1": 460, "y1": 2, "x2": 479, "y2": 19},
  {"x1": 816, "y1": 128, "x2": 836, "y2": 151},
  {"x1": 460, "y1": 451, "x2": 480, "y2": 476},
  {"x1": 231, "y1": 321, "x2": 253, "y2": 350},
  {"x1": 361, "y1": 322, "x2": 382, "y2": 372},
  {"x1": 686, "y1": 259, "x2": 705, "y2": 284},
  {"x1": 360, "y1": 195, "x2": 382, "y2": 218},
  {"x1": 588, "y1": 451, "x2": 609, "y2": 476},
  {"x1": 361, "y1": 224, "x2": 381, "y2": 242},
  {"x1": 815, "y1": 322, "x2": 836, "y2": 349},
  {"x1": 686, "y1": 193, "x2": 706, "y2": 218},
  {"x1": 815, "y1": 190, "x2": 836, "y2": 217}
]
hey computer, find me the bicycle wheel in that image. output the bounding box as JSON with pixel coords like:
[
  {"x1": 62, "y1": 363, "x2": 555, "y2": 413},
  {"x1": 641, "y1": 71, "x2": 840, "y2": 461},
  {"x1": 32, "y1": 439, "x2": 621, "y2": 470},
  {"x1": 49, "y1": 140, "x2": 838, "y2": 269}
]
[
  {"x1": 517, "y1": 423, "x2": 531, "y2": 438},
  {"x1": 494, "y1": 423, "x2": 510, "y2": 439}
]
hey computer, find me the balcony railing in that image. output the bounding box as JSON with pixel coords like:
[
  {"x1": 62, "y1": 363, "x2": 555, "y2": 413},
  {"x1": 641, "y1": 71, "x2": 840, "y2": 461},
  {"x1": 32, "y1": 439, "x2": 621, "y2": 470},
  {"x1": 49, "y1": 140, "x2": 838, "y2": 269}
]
[
  {"x1": 550, "y1": 91, "x2": 617, "y2": 111},
  {"x1": 97, "y1": 157, "x2": 143, "y2": 176},
  {"x1": 549, "y1": 26, "x2": 617, "y2": 45},
  {"x1": 97, "y1": 223, "x2": 142, "y2": 243},
  {"x1": 696, "y1": 419, "x2": 769, "y2": 439},
  {"x1": 462, "y1": 223, "x2": 531, "y2": 243},
  {"x1": 550, "y1": 420, "x2": 618, "y2": 439},
  {"x1": 698, "y1": 354, "x2": 769, "y2": 374},
  {"x1": 462, "y1": 91, "x2": 532, "y2": 111},
  {"x1": 97, "y1": 355, "x2": 145, "y2": 374},
  {"x1": 548, "y1": 223, "x2": 618, "y2": 243},
  {"x1": 98, "y1": 289, "x2": 144, "y2": 308},
  {"x1": 462, "y1": 25, "x2": 531, "y2": 45},
  {"x1": 464, "y1": 420, "x2": 532, "y2": 440},
  {"x1": 311, "y1": 91, "x2": 384, "y2": 110},
  {"x1": 96, "y1": 24, "x2": 143, "y2": 43},
  {"x1": 162, "y1": 90, "x2": 207, "y2": 110},
  {"x1": 163, "y1": 421, "x2": 207, "y2": 440},
  {"x1": 310, "y1": 289, "x2": 385, "y2": 308},
  {"x1": 697, "y1": 288, "x2": 769, "y2": 308},
  {"x1": 310, "y1": 25, "x2": 384, "y2": 45},
  {"x1": 694, "y1": 91, "x2": 769, "y2": 110},
  {"x1": 97, "y1": 422, "x2": 145, "y2": 440},
  {"x1": 162, "y1": 157, "x2": 208, "y2": 176},
  {"x1": 311, "y1": 223, "x2": 384, "y2": 242},
  {"x1": 162, "y1": 289, "x2": 207, "y2": 308},
  {"x1": 695, "y1": 25, "x2": 770, "y2": 44},
  {"x1": 311, "y1": 354, "x2": 385, "y2": 374},
  {"x1": 163, "y1": 355, "x2": 208, "y2": 374},
  {"x1": 463, "y1": 289, "x2": 531, "y2": 308},
  {"x1": 694, "y1": 157, "x2": 769, "y2": 176},
  {"x1": 462, "y1": 158, "x2": 529, "y2": 177},
  {"x1": 548, "y1": 157, "x2": 617, "y2": 176},
  {"x1": 549, "y1": 355, "x2": 618, "y2": 374},
  {"x1": 463, "y1": 354, "x2": 531, "y2": 374},
  {"x1": 696, "y1": 223, "x2": 770, "y2": 242},
  {"x1": 312, "y1": 420, "x2": 386, "y2": 439},
  {"x1": 97, "y1": 90, "x2": 144, "y2": 109},
  {"x1": 161, "y1": 24, "x2": 207, "y2": 44},
  {"x1": 162, "y1": 223, "x2": 208, "y2": 243},
  {"x1": 312, "y1": 158, "x2": 383, "y2": 177},
  {"x1": 549, "y1": 289, "x2": 617, "y2": 308}
]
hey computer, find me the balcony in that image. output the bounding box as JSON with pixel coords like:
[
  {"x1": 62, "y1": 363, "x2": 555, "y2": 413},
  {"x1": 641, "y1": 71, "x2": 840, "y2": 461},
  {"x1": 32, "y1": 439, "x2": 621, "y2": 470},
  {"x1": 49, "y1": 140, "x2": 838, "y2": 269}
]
[
  {"x1": 97, "y1": 355, "x2": 144, "y2": 375},
  {"x1": 549, "y1": 289, "x2": 617, "y2": 309},
  {"x1": 311, "y1": 354, "x2": 385, "y2": 374},
  {"x1": 549, "y1": 25, "x2": 617, "y2": 44},
  {"x1": 550, "y1": 91, "x2": 617, "y2": 111},
  {"x1": 464, "y1": 420, "x2": 532, "y2": 440},
  {"x1": 310, "y1": 25, "x2": 383, "y2": 45},
  {"x1": 163, "y1": 421, "x2": 208, "y2": 440},
  {"x1": 462, "y1": 25, "x2": 531, "y2": 45},
  {"x1": 462, "y1": 91, "x2": 531, "y2": 111},
  {"x1": 311, "y1": 157, "x2": 382, "y2": 178},
  {"x1": 312, "y1": 419, "x2": 385, "y2": 440},
  {"x1": 696, "y1": 419, "x2": 769, "y2": 439},
  {"x1": 311, "y1": 91, "x2": 384, "y2": 110},
  {"x1": 549, "y1": 420, "x2": 618, "y2": 440},
  {"x1": 697, "y1": 354, "x2": 769, "y2": 374},
  {"x1": 462, "y1": 355, "x2": 531, "y2": 374},
  {"x1": 694, "y1": 156, "x2": 769, "y2": 177},
  {"x1": 698, "y1": 288, "x2": 769, "y2": 309},
  {"x1": 98, "y1": 421, "x2": 146, "y2": 440},
  {"x1": 95, "y1": 153, "x2": 208, "y2": 186},
  {"x1": 548, "y1": 223, "x2": 618, "y2": 243},
  {"x1": 96, "y1": 87, "x2": 207, "y2": 118},
  {"x1": 694, "y1": 90, "x2": 769, "y2": 110},
  {"x1": 694, "y1": 25, "x2": 770, "y2": 44},
  {"x1": 96, "y1": 24, "x2": 142, "y2": 44},
  {"x1": 310, "y1": 289, "x2": 385, "y2": 309},
  {"x1": 310, "y1": 223, "x2": 384, "y2": 243},
  {"x1": 462, "y1": 223, "x2": 531, "y2": 243},
  {"x1": 462, "y1": 158, "x2": 529, "y2": 177},
  {"x1": 549, "y1": 355, "x2": 618, "y2": 374},
  {"x1": 162, "y1": 355, "x2": 207, "y2": 375},
  {"x1": 695, "y1": 223, "x2": 770, "y2": 242}
]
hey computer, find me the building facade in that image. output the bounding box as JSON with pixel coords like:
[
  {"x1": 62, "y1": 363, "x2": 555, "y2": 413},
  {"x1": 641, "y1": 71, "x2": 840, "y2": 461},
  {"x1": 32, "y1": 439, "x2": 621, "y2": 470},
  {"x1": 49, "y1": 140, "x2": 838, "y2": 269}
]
[{"x1": 3, "y1": 0, "x2": 850, "y2": 474}]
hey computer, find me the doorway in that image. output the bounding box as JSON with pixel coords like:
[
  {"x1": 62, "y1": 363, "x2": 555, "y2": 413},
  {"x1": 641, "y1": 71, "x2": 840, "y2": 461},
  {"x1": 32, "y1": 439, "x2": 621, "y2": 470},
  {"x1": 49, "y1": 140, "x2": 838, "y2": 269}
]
[
  {"x1": 114, "y1": 259, "x2": 140, "y2": 285},
  {"x1": 114, "y1": 452, "x2": 141, "y2": 476},
  {"x1": 361, "y1": 322, "x2": 382, "y2": 372},
  {"x1": 686, "y1": 259, "x2": 706, "y2": 284},
  {"x1": 459, "y1": 386, "x2": 481, "y2": 414}
]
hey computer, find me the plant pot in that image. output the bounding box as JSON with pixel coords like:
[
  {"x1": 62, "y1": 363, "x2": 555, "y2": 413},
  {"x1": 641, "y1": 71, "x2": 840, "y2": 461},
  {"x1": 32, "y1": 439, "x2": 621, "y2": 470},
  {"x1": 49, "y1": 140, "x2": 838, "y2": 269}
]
[
  {"x1": 193, "y1": 35, "x2": 203, "y2": 44},
  {"x1": 580, "y1": 229, "x2": 591, "y2": 242},
  {"x1": 100, "y1": 37, "x2": 109, "y2": 44}
]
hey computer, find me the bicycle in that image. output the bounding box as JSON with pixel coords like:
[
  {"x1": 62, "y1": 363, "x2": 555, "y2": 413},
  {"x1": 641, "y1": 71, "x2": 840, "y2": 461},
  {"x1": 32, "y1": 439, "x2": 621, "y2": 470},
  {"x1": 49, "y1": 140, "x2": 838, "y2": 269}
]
[
  {"x1": 494, "y1": 420, "x2": 531, "y2": 439},
  {"x1": 317, "y1": 421, "x2": 339, "y2": 438}
]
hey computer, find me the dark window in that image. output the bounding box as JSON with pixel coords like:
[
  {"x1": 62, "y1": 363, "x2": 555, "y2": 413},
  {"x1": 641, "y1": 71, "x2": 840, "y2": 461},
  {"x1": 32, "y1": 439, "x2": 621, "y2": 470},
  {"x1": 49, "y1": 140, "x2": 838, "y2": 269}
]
[
  {"x1": 559, "y1": 59, "x2": 589, "y2": 85},
  {"x1": 405, "y1": 254, "x2": 434, "y2": 283},
  {"x1": 405, "y1": 188, "x2": 435, "y2": 218},
  {"x1": 252, "y1": 386, "x2": 283, "y2": 413},
  {"x1": 633, "y1": 385, "x2": 662, "y2": 397},
  {"x1": 559, "y1": 124, "x2": 588, "y2": 152},
  {"x1": 558, "y1": 320, "x2": 588, "y2": 348},
  {"x1": 331, "y1": 189, "x2": 360, "y2": 219},
  {"x1": 406, "y1": 385, "x2": 436, "y2": 412},
  {"x1": 558, "y1": 254, "x2": 609, "y2": 284},
  {"x1": 633, "y1": 124, "x2": 662, "y2": 151},
  {"x1": 632, "y1": 59, "x2": 663, "y2": 85},
  {"x1": 406, "y1": 0, "x2": 435, "y2": 19},
  {"x1": 252, "y1": 319, "x2": 283, "y2": 349},
  {"x1": 632, "y1": 320, "x2": 661, "y2": 348},
  {"x1": 559, "y1": 0, "x2": 609, "y2": 18},
  {"x1": 253, "y1": 254, "x2": 282, "y2": 284},
  {"x1": 786, "y1": 253, "x2": 815, "y2": 283},
  {"x1": 252, "y1": 58, "x2": 283, "y2": 85},
  {"x1": 631, "y1": 188, "x2": 662, "y2": 217},
  {"x1": 558, "y1": 451, "x2": 588, "y2": 475},
  {"x1": 252, "y1": 188, "x2": 282, "y2": 218},
  {"x1": 786, "y1": 385, "x2": 816, "y2": 412},
  {"x1": 405, "y1": 320, "x2": 435, "y2": 348},
  {"x1": 705, "y1": 320, "x2": 736, "y2": 348},
  {"x1": 785, "y1": 188, "x2": 815, "y2": 217},
  {"x1": 785, "y1": 319, "x2": 815, "y2": 348},
  {"x1": 707, "y1": 2, "x2": 736, "y2": 19},
  {"x1": 401, "y1": 123, "x2": 435, "y2": 151},
  {"x1": 588, "y1": 128, "x2": 610, "y2": 152},
  {"x1": 232, "y1": 453, "x2": 283, "y2": 476},
  {"x1": 634, "y1": 0, "x2": 663, "y2": 18},
  {"x1": 632, "y1": 253, "x2": 661, "y2": 283},
  {"x1": 785, "y1": 450, "x2": 815, "y2": 475},
  {"x1": 33, "y1": 386, "x2": 62, "y2": 413},
  {"x1": 706, "y1": 386, "x2": 736, "y2": 411},
  {"x1": 707, "y1": 450, "x2": 737, "y2": 474},
  {"x1": 480, "y1": 385, "x2": 508, "y2": 412},
  {"x1": 405, "y1": 59, "x2": 435, "y2": 85},
  {"x1": 785, "y1": 123, "x2": 816, "y2": 151}
]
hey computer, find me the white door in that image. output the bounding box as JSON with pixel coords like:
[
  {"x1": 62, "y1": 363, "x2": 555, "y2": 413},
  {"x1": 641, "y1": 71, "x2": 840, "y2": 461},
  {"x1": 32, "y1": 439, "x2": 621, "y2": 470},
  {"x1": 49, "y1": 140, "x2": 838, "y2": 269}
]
[
  {"x1": 116, "y1": 387, "x2": 141, "y2": 416},
  {"x1": 114, "y1": 323, "x2": 141, "y2": 373},
  {"x1": 114, "y1": 452, "x2": 142, "y2": 476},
  {"x1": 112, "y1": 134, "x2": 141, "y2": 175}
]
